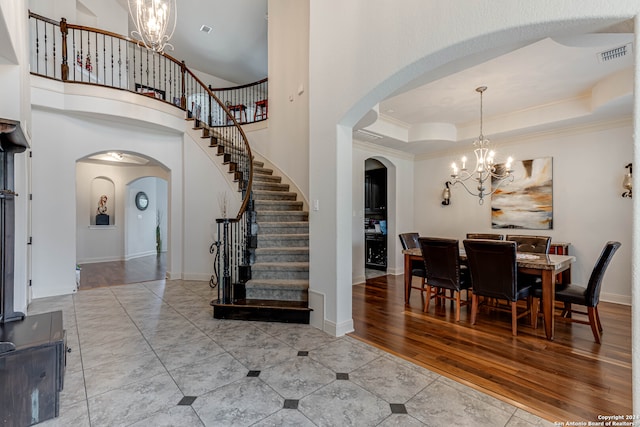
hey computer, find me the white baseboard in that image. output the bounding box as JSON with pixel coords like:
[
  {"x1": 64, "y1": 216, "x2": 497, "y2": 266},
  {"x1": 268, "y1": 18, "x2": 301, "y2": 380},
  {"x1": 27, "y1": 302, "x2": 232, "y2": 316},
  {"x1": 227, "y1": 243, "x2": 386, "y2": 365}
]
[
  {"x1": 309, "y1": 289, "x2": 324, "y2": 330},
  {"x1": 387, "y1": 267, "x2": 402, "y2": 275},
  {"x1": 324, "y1": 318, "x2": 354, "y2": 337},
  {"x1": 77, "y1": 255, "x2": 122, "y2": 264},
  {"x1": 165, "y1": 270, "x2": 179, "y2": 280},
  {"x1": 352, "y1": 275, "x2": 366, "y2": 285},
  {"x1": 181, "y1": 273, "x2": 212, "y2": 281},
  {"x1": 124, "y1": 250, "x2": 158, "y2": 261},
  {"x1": 601, "y1": 292, "x2": 631, "y2": 306},
  {"x1": 78, "y1": 251, "x2": 161, "y2": 264}
]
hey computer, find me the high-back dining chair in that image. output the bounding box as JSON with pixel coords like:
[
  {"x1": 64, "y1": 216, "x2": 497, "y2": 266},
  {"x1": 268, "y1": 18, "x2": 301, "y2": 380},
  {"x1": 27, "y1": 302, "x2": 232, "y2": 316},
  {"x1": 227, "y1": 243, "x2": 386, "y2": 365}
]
[
  {"x1": 418, "y1": 237, "x2": 470, "y2": 321},
  {"x1": 399, "y1": 233, "x2": 427, "y2": 297},
  {"x1": 466, "y1": 233, "x2": 504, "y2": 240},
  {"x1": 533, "y1": 241, "x2": 620, "y2": 343},
  {"x1": 463, "y1": 239, "x2": 534, "y2": 336},
  {"x1": 506, "y1": 235, "x2": 551, "y2": 254},
  {"x1": 399, "y1": 233, "x2": 420, "y2": 250},
  {"x1": 506, "y1": 235, "x2": 552, "y2": 288}
]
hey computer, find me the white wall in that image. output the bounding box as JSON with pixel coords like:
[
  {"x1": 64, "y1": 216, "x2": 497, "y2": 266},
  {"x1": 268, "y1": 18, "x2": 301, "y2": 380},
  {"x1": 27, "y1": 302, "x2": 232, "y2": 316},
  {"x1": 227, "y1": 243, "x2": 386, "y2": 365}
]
[
  {"x1": 29, "y1": 83, "x2": 242, "y2": 296},
  {"x1": 29, "y1": 0, "x2": 127, "y2": 35},
  {"x1": 31, "y1": 106, "x2": 183, "y2": 298},
  {"x1": 126, "y1": 176, "x2": 166, "y2": 260},
  {"x1": 414, "y1": 121, "x2": 633, "y2": 304},
  {"x1": 260, "y1": 0, "x2": 309, "y2": 199},
  {"x1": 75, "y1": 162, "x2": 169, "y2": 263},
  {"x1": 182, "y1": 132, "x2": 241, "y2": 281},
  {"x1": 155, "y1": 178, "x2": 168, "y2": 252}
]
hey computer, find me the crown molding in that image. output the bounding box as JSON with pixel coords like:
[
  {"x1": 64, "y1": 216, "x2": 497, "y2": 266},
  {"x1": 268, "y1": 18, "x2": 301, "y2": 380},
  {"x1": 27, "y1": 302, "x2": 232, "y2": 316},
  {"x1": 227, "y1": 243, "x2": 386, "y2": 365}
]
[
  {"x1": 413, "y1": 116, "x2": 633, "y2": 161},
  {"x1": 352, "y1": 138, "x2": 415, "y2": 161}
]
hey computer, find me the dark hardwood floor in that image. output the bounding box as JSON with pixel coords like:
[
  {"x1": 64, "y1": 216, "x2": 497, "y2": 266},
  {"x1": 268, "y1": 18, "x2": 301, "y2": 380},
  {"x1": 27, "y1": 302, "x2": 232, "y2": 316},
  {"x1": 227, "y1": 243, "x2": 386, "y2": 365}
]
[
  {"x1": 78, "y1": 254, "x2": 166, "y2": 289},
  {"x1": 350, "y1": 273, "x2": 632, "y2": 423}
]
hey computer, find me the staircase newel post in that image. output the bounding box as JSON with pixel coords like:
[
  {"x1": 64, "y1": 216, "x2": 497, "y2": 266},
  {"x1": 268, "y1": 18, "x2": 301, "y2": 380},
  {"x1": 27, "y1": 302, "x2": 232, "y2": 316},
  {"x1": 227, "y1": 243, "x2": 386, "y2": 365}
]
[
  {"x1": 217, "y1": 218, "x2": 232, "y2": 304},
  {"x1": 60, "y1": 17, "x2": 69, "y2": 81}
]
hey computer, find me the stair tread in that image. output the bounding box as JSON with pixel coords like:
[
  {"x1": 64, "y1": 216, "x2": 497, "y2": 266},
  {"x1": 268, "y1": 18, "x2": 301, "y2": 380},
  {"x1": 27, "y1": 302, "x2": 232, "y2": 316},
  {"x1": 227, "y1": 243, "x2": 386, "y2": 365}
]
[
  {"x1": 246, "y1": 279, "x2": 309, "y2": 286},
  {"x1": 259, "y1": 233, "x2": 309, "y2": 238},
  {"x1": 255, "y1": 200, "x2": 302, "y2": 203},
  {"x1": 258, "y1": 221, "x2": 309, "y2": 226},
  {"x1": 211, "y1": 299, "x2": 310, "y2": 310},
  {"x1": 253, "y1": 262, "x2": 309, "y2": 268},
  {"x1": 254, "y1": 190, "x2": 297, "y2": 195},
  {"x1": 255, "y1": 247, "x2": 309, "y2": 252},
  {"x1": 253, "y1": 178, "x2": 281, "y2": 184},
  {"x1": 254, "y1": 167, "x2": 274, "y2": 174},
  {"x1": 256, "y1": 210, "x2": 308, "y2": 214}
]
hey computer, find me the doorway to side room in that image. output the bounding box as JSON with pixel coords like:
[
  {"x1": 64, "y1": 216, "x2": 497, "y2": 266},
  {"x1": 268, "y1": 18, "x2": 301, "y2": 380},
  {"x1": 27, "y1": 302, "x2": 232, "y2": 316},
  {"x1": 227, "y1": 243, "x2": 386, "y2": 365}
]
[{"x1": 364, "y1": 158, "x2": 388, "y2": 278}]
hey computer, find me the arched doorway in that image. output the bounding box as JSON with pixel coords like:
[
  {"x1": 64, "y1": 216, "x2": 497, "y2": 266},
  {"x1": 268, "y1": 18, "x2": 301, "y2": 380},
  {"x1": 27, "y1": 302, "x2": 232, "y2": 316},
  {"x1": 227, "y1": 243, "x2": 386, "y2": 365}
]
[
  {"x1": 75, "y1": 151, "x2": 170, "y2": 288},
  {"x1": 364, "y1": 158, "x2": 387, "y2": 276}
]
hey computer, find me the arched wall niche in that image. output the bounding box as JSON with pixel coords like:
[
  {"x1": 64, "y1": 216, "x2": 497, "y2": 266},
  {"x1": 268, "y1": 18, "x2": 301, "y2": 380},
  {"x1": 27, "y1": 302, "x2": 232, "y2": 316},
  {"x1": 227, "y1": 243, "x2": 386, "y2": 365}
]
[{"x1": 90, "y1": 176, "x2": 115, "y2": 226}]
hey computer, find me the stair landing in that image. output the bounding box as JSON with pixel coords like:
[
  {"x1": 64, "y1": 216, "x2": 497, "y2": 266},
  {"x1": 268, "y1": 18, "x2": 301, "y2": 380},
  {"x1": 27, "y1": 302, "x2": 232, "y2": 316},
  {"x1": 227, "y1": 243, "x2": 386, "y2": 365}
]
[{"x1": 211, "y1": 299, "x2": 311, "y2": 323}]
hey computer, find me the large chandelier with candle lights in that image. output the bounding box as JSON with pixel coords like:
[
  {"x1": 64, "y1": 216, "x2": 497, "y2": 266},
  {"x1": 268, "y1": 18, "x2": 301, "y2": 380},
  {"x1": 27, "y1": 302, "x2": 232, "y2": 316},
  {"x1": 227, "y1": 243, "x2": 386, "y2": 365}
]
[
  {"x1": 128, "y1": 0, "x2": 177, "y2": 53},
  {"x1": 449, "y1": 86, "x2": 514, "y2": 205}
]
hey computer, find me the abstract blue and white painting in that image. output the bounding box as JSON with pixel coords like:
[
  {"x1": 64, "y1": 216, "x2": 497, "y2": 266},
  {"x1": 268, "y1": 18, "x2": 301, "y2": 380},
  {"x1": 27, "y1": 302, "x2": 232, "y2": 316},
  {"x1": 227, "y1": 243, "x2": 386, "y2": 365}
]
[{"x1": 491, "y1": 157, "x2": 553, "y2": 229}]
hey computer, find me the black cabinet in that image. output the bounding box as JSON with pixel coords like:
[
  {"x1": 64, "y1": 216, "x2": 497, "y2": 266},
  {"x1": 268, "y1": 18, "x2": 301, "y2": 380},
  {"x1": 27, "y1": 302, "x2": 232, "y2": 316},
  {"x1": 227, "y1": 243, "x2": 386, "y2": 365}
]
[
  {"x1": 365, "y1": 233, "x2": 387, "y2": 270},
  {"x1": 0, "y1": 311, "x2": 66, "y2": 427},
  {"x1": 365, "y1": 168, "x2": 386, "y2": 215}
]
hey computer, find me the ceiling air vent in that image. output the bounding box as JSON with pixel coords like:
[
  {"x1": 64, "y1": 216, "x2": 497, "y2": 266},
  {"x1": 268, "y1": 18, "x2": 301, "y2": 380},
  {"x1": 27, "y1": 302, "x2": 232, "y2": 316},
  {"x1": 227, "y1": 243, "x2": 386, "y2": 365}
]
[
  {"x1": 598, "y1": 43, "x2": 632, "y2": 63},
  {"x1": 355, "y1": 129, "x2": 383, "y2": 141},
  {"x1": 199, "y1": 25, "x2": 213, "y2": 34}
]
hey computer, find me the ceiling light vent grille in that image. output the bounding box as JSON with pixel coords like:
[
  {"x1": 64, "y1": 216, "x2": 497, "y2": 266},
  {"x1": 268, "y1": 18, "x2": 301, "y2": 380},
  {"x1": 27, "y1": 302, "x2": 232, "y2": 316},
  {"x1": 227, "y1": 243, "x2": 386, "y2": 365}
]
[
  {"x1": 199, "y1": 25, "x2": 213, "y2": 34},
  {"x1": 598, "y1": 43, "x2": 632, "y2": 63}
]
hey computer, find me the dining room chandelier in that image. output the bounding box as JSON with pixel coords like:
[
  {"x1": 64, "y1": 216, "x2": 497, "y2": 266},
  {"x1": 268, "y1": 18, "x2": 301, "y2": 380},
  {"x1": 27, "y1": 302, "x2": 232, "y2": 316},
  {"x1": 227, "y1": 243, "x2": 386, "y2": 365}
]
[
  {"x1": 448, "y1": 86, "x2": 514, "y2": 205},
  {"x1": 128, "y1": 0, "x2": 177, "y2": 53}
]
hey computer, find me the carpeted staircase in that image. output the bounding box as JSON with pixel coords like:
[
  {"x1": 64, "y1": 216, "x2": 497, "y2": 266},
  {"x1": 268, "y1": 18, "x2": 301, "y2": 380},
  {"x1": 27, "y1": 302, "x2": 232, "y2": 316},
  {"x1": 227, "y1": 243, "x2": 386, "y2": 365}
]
[
  {"x1": 190, "y1": 122, "x2": 311, "y2": 322},
  {"x1": 247, "y1": 161, "x2": 310, "y2": 304}
]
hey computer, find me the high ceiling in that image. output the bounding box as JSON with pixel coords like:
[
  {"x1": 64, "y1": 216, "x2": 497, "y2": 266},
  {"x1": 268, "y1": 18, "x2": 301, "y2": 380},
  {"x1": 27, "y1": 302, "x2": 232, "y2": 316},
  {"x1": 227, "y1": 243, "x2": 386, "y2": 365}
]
[
  {"x1": 123, "y1": 0, "x2": 268, "y2": 84},
  {"x1": 354, "y1": 29, "x2": 635, "y2": 156},
  {"x1": 122, "y1": 4, "x2": 633, "y2": 157}
]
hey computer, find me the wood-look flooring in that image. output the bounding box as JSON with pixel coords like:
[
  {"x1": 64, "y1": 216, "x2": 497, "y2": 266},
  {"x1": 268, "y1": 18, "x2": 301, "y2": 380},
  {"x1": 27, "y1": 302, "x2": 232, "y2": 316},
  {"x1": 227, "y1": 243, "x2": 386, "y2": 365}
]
[
  {"x1": 350, "y1": 274, "x2": 632, "y2": 423},
  {"x1": 78, "y1": 254, "x2": 166, "y2": 289}
]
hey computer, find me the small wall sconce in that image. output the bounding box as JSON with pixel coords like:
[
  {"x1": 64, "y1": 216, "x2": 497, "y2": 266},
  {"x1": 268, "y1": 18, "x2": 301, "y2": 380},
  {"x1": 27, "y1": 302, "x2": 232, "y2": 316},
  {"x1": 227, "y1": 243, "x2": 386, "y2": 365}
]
[
  {"x1": 622, "y1": 163, "x2": 632, "y2": 198},
  {"x1": 442, "y1": 181, "x2": 452, "y2": 206}
]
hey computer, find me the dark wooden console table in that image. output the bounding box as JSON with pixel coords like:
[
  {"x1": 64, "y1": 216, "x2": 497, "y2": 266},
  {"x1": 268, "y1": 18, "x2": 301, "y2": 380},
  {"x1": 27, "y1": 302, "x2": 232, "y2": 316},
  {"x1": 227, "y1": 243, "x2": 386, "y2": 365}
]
[{"x1": 0, "y1": 311, "x2": 66, "y2": 426}]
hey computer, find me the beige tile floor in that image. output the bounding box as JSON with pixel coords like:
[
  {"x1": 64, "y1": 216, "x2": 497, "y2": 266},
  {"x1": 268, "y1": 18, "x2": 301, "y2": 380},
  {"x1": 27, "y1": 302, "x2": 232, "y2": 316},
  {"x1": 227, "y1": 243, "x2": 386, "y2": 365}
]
[{"x1": 27, "y1": 279, "x2": 554, "y2": 427}]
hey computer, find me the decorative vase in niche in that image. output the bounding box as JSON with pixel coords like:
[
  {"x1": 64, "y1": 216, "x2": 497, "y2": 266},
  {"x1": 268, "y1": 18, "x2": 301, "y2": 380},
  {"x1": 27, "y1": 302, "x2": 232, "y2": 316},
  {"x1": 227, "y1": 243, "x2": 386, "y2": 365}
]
[{"x1": 95, "y1": 194, "x2": 109, "y2": 225}]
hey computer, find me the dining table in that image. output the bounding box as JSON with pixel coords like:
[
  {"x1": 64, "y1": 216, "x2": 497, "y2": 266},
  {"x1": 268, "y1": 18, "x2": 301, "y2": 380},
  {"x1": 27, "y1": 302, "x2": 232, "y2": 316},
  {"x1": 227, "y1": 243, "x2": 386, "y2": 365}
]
[{"x1": 402, "y1": 247, "x2": 576, "y2": 341}]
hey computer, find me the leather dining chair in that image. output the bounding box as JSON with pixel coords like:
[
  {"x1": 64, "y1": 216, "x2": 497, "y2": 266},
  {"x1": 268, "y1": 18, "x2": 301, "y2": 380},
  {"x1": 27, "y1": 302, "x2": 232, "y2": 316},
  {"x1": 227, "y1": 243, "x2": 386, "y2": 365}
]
[
  {"x1": 466, "y1": 233, "x2": 504, "y2": 240},
  {"x1": 418, "y1": 237, "x2": 470, "y2": 321},
  {"x1": 399, "y1": 232, "x2": 427, "y2": 296},
  {"x1": 533, "y1": 241, "x2": 620, "y2": 343},
  {"x1": 463, "y1": 239, "x2": 534, "y2": 336},
  {"x1": 506, "y1": 235, "x2": 551, "y2": 288},
  {"x1": 505, "y1": 235, "x2": 551, "y2": 254}
]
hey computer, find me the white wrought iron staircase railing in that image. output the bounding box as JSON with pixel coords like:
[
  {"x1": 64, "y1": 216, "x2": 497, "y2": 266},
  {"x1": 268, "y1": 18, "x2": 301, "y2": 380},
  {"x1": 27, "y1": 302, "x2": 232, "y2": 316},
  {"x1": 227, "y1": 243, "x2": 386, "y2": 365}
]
[{"x1": 28, "y1": 12, "x2": 261, "y2": 306}]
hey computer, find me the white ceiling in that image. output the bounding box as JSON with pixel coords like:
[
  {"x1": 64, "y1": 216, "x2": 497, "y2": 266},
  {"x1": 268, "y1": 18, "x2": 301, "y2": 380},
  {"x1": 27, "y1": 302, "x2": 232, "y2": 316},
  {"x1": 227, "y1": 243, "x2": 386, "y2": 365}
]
[
  {"x1": 354, "y1": 30, "x2": 635, "y2": 156},
  {"x1": 121, "y1": 4, "x2": 633, "y2": 157},
  {"x1": 123, "y1": 0, "x2": 268, "y2": 84}
]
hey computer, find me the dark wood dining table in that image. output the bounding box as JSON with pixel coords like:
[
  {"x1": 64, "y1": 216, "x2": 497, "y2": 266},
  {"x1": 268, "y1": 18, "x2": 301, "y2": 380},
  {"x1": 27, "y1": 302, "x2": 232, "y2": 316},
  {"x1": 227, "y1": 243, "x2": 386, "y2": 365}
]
[{"x1": 402, "y1": 247, "x2": 575, "y2": 341}]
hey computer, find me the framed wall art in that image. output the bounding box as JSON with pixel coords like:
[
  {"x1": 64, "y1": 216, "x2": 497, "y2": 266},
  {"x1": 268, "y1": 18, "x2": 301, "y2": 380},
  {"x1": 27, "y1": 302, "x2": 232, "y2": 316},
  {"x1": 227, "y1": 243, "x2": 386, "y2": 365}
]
[{"x1": 491, "y1": 157, "x2": 553, "y2": 230}]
